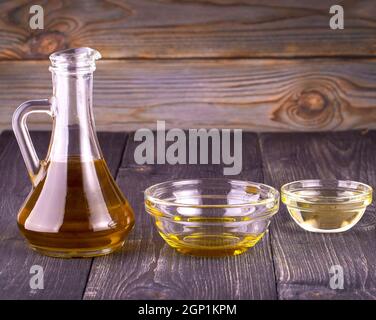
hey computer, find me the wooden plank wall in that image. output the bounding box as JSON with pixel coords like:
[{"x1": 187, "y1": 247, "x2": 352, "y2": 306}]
[{"x1": 0, "y1": 0, "x2": 375, "y2": 131}]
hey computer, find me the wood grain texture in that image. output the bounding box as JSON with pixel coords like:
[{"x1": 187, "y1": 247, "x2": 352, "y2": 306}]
[
  {"x1": 259, "y1": 131, "x2": 376, "y2": 299},
  {"x1": 1, "y1": 59, "x2": 376, "y2": 132},
  {"x1": 83, "y1": 133, "x2": 277, "y2": 299},
  {"x1": 0, "y1": 0, "x2": 375, "y2": 59},
  {"x1": 0, "y1": 131, "x2": 127, "y2": 299},
  {"x1": 1, "y1": 130, "x2": 376, "y2": 299}
]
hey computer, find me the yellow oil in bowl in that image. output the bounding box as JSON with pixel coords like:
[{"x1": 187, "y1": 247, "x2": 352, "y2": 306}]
[
  {"x1": 145, "y1": 179, "x2": 279, "y2": 257},
  {"x1": 154, "y1": 215, "x2": 266, "y2": 257}
]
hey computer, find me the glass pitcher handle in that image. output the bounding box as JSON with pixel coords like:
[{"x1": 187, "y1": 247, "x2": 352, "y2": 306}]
[{"x1": 12, "y1": 99, "x2": 53, "y2": 186}]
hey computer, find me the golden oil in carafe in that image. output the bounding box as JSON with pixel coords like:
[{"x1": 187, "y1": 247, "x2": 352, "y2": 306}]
[{"x1": 18, "y1": 156, "x2": 135, "y2": 257}]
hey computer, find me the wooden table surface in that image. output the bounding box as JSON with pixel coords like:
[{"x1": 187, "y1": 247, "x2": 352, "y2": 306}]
[{"x1": 0, "y1": 130, "x2": 375, "y2": 300}]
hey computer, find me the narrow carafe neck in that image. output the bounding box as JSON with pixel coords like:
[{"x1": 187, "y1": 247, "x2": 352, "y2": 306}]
[
  {"x1": 47, "y1": 48, "x2": 102, "y2": 162},
  {"x1": 53, "y1": 71, "x2": 95, "y2": 127}
]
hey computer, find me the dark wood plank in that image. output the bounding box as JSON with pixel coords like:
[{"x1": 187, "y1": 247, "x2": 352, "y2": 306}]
[
  {"x1": 0, "y1": 0, "x2": 375, "y2": 59},
  {"x1": 0, "y1": 130, "x2": 127, "y2": 299},
  {"x1": 260, "y1": 131, "x2": 376, "y2": 299},
  {"x1": 83, "y1": 133, "x2": 277, "y2": 299},
  {"x1": 1, "y1": 59, "x2": 376, "y2": 133}
]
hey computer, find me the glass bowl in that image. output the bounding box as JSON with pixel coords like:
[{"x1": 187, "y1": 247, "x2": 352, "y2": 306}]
[
  {"x1": 144, "y1": 178, "x2": 279, "y2": 257},
  {"x1": 281, "y1": 180, "x2": 373, "y2": 233}
]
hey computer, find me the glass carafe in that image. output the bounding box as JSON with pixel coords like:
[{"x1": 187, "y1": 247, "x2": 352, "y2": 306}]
[{"x1": 12, "y1": 47, "x2": 135, "y2": 258}]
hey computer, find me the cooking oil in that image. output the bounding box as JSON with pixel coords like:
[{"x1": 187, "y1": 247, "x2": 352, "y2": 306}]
[
  {"x1": 158, "y1": 230, "x2": 265, "y2": 257},
  {"x1": 13, "y1": 48, "x2": 135, "y2": 258},
  {"x1": 145, "y1": 179, "x2": 279, "y2": 257},
  {"x1": 150, "y1": 211, "x2": 267, "y2": 257},
  {"x1": 18, "y1": 156, "x2": 135, "y2": 257},
  {"x1": 282, "y1": 188, "x2": 372, "y2": 232}
]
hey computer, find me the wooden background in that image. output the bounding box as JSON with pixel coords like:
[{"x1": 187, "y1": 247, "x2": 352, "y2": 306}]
[{"x1": 0, "y1": 0, "x2": 375, "y2": 131}]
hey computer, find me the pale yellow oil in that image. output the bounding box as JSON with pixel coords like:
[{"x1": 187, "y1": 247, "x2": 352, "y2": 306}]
[{"x1": 282, "y1": 188, "x2": 371, "y2": 232}]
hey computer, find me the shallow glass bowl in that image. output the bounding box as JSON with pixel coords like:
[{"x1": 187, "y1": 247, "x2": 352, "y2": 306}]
[
  {"x1": 281, "y1": 180, "x2": 373, "y2": 233},
  {"x1": 144, "y1": 178, "x2": 279, "y2": 257}
]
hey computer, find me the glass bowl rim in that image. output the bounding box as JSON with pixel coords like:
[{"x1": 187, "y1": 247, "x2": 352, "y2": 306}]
[
  {"x1": 144, "y1": 178, "x2": 280, "y2": 209},
  {"x1": 281, "y1": 179, "x2": 373, "y2": 204}
]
